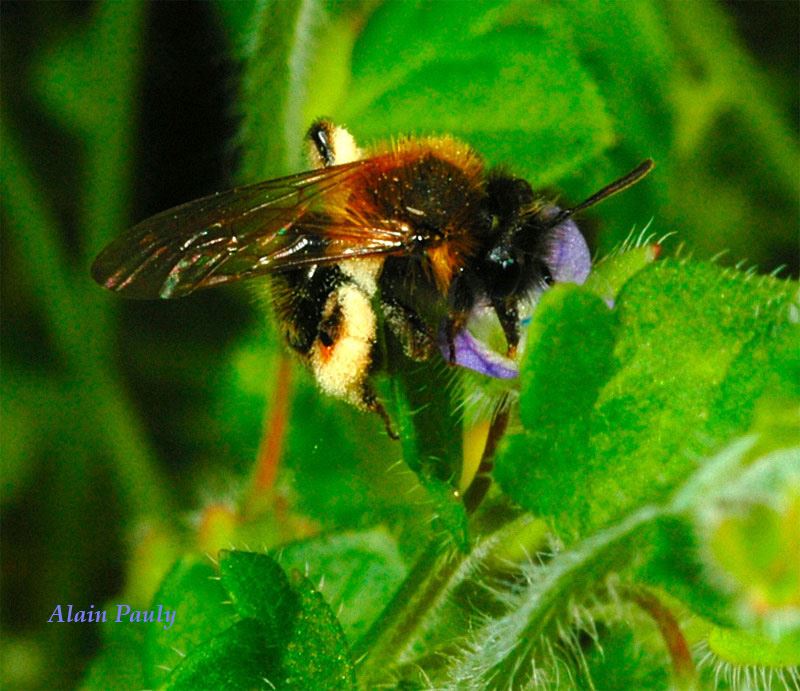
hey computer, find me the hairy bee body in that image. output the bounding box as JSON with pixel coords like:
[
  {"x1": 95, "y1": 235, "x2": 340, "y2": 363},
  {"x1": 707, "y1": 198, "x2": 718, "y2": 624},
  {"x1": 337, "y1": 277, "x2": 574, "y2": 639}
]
[
  {"x1": 273, "y1": 128, "x2": 491, "y2": 416},
  {"x1": 91, "y1": 119, "x2": 652, "y2": 435}
]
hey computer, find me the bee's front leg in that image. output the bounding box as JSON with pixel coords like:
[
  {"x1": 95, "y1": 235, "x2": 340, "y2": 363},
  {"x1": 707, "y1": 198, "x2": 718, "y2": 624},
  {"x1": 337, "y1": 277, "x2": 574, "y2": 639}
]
[
  {"x1": 444, "y1": 312, "x2": 469, "y2": 365},
  {"x1": 492, "y1": 300, "x2": 520, "y2": 358}
]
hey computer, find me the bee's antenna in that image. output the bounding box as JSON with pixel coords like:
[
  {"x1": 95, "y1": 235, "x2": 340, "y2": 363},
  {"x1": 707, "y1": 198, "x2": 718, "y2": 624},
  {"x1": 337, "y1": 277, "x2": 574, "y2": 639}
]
[{"x1": 549, "y1": 159, "x2": 655, "y2": 227}]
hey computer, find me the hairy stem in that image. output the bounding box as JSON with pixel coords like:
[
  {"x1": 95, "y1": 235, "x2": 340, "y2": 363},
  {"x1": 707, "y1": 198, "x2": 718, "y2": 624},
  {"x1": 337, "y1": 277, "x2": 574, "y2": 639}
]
[{"x1": 354, "y1": 508, "x2": 544, "y2": 687}]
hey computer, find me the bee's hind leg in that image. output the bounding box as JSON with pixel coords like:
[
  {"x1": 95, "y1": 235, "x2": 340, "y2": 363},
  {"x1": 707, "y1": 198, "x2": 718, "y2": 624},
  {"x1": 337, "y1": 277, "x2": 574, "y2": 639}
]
[
  {"x1": 383, "y1": 299, "x2": 436, "y2": 362},
  {"x1": 362, "y1": 385, "x2": 399, "y2": 440}
]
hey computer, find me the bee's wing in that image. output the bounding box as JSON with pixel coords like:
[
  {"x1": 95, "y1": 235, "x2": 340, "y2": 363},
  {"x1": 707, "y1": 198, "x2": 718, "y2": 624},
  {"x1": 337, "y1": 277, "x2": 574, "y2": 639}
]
[{"x1": 91, "y1": 160, "x2": 409, "y2": 299}]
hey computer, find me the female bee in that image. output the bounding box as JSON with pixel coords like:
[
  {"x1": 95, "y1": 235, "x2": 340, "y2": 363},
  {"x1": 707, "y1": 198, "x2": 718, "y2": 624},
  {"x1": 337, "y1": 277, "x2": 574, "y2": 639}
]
[{"x1": 92, "y1": 121, "x2": 652, "y2": 435}]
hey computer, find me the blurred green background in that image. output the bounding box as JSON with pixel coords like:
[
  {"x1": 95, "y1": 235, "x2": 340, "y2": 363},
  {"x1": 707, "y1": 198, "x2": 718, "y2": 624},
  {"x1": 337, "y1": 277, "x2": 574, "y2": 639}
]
[{"x1": 1, "y1": 1, "x2": 797, "y2": 688}]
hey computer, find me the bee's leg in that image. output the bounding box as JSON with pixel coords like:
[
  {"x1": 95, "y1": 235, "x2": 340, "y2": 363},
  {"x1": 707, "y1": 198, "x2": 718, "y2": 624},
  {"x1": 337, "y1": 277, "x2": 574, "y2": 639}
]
[
  {"x1": 307, "y1": 282, "x2": 402, "y2": 437},
  {"x1": 362, "y1": 384, "x2": 399, "y2": 440},
  {"x1": 383, "y1": 299, "x2": 435, "y2": 361},
  {"x1": 272, "y1": 267, "x2": 396, "y2": 437},
  {"x1": 444, "y1": 275, "x2": 476, "y2": 364},
  {"x1": 444, "y1": 312, "x2": 469, "y2": 364},
  {"x1": 306, "y1": 119, "x2": 362, "y2": 168},
  {"x1": 492, "y1": 300, "x2": 520, "y2": 358}
]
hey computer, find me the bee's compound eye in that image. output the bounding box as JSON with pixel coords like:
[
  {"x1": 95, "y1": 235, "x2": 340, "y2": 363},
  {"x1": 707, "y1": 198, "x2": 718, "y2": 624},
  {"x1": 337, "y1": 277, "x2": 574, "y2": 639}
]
[{"x1": 545, "y1": 218, "x2": 591, "y2": 285}]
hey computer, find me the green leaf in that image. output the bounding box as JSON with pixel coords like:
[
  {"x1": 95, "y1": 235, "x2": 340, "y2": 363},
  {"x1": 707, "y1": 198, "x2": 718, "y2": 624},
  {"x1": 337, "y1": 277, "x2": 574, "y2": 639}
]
[
  {"x1": 494, "y1": 284, "x2": 617, "y2": 531},
  {"x1": 280, "y1": 572, "x2": 355, "y2": 689},
  {"x1": 152, "y1": 551, "x2": 354, "y2": 689},
  {"x1": 687, "y1": 403, "x2": 800, "y2": 634},
  {"x1": 584, "y1": 242, "x2": 662, "y2": 306},
  {"x1": 167, "y1": 619, "x2": 276, "y2": 691},
  {"x1": 79, "y1": 625, "x2": 145, "y2": 691},
  {"x1": 707, "y1": 626, "x2": 800, "y2": 669},
  {"x1": 275, "y1": 528, "x2": 407, "y2": 642},
  {"x1": 143, "y1": 558, "x2": 237, "y2": 687},
  {"x1": 706, "y1": 461, "x2": 800, "y2": 618},
  {"x1": 342, "y1": 1, "x2": 614, "y2": 183},
  {"x1": 218, "y1": 551, "x2": 355, "y2": 689},
  {"x1": 601, "y1": 263, "x2": 795, "y2": 524},
  {"x1": 219, "y1": 550, "x2": 299, "y2": 639},
  {"x1": 240, "y1": 0, "x2": 365, "y2": 177},
  {"x1": 708, "y1": 321, "x2": 800, "y2": 444},
  {"x1": 385, "y1": 362, "x2": 468, "y2": 551},
  {"x1": 518, "y1": 286, "x2": 617, "y2": 433},
  {"x1": 497, "y1": 261, "x2": 797, "y2": 540},
  {"x1": 239, "y1": 0, "x2": 320, "y2": 177}
]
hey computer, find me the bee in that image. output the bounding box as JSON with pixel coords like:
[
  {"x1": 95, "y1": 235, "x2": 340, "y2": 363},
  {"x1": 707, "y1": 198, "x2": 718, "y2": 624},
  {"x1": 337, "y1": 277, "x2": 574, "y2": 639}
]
[{"x1": 92, "y1": 120, "x2": 653, "y2": 436}]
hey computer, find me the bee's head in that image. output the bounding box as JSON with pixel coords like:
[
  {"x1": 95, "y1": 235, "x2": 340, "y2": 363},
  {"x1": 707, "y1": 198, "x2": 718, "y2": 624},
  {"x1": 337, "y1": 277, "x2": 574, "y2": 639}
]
[
  {"x1": 481, "y1": 159, "x2": 655, "y2": 305},
  {"x1": 480, "y1": 175, "x2": 591, "y2": 306},
  {"x1": 444, "y1": 160, "x2": 654, "y2": 377}
]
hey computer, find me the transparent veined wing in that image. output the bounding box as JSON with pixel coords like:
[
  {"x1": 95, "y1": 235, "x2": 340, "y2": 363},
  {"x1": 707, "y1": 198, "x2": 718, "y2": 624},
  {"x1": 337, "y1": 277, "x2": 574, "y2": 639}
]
[{"x1": 91, "y1": 159, "x2": 411, "y2": 299}]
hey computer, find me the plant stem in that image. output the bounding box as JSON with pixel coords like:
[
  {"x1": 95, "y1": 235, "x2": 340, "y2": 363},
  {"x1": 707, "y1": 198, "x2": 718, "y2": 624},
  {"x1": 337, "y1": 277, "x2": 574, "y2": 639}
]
[
  {"x1": 624, "y1": 585, "x2": 698, "y2": 690},
  {"x1": 354, "y1": 509, "x2": 544, "y2": 687},
  {"x1": 242, "y1": 355, "x2": 293, "y2": 518},
  {"x1": 353, "y1": 538, "x2": 453, "y2": 684}
]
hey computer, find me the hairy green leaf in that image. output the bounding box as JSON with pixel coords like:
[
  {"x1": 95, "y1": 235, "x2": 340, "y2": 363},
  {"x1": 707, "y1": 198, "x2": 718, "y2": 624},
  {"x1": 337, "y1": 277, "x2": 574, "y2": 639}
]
[
  {"x1": 494, "y1": 285, "x2": 616, "y2": 531},
  {"x1": 144, "y1": 558, "x2": 236, "y2": 687},
  {"x1": 167, "y1": 619, "x2": 276, "y2": 691},
  {"x1": 497, "y1": 261, "x2": 797, "y2": 540},
  {"x1": 152, "y1": 551, "x2": 354, "y2": 689},
  {"x1": 219, "y1": 550, "x2": 354, "y2": 689},
  {"x1": 275, "y1": 528, "x2": 407, "y2": 642}
]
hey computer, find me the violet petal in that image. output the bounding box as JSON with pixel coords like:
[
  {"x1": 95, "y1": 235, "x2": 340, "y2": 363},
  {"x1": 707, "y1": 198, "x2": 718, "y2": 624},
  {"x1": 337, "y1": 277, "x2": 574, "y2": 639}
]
[
  {"x1": 439, "y1": 327, "x2": 519, "y2": 379},
  {"x1": 546, "y1": 218, "x2": 591, "y2": 285}
]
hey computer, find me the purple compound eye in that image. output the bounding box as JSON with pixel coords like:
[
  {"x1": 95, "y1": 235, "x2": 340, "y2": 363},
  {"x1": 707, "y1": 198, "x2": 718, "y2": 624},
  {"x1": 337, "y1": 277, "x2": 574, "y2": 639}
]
[{"x1": 544, "y1": 216, "x2": 591, "y2": 286}]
